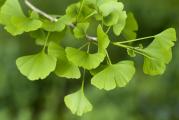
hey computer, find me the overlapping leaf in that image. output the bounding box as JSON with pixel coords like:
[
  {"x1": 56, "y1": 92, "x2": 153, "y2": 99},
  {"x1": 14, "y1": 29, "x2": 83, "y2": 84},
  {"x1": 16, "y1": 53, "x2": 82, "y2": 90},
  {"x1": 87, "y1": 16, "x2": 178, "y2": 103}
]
[
  {"x1": 42, "y1": 18, "x2": 66, "y2": 32},
  {"x1": 113, "y1": 11, "x2": 127, "y2": 36},
  {"x1": 64, "y1": 89, "x2": 93, "y2": 116},
  {"x1": 142, "y1": 28, "x2": 176, "y2": 75},
  {"x1": 0, "y1": 0, "x2": 42, "y2": 35},
  {"x1": 66, "y1": 25, "x2": 110, "y2": 70},
  {"x1": 16, "y1": 51, "x2": 57, "y2": 80},
  {"x1": 48, "y1": 42, "x2": 80, "y2": 79},
  {"x1": 30, "y1": 30, "x2": 66, "y2": 46},
  {"x1": 66, "y1": 47, "x2": 105, "y2": 70},
  {"x1": 122, "y1": 12, "x2": 138, "y2": 39},
  {"x1": 73, "y1": 22, "x2": 89, "y2": 39},
  {"x1": 91, "y1": 61, "x2": 135, "y2": 90}
]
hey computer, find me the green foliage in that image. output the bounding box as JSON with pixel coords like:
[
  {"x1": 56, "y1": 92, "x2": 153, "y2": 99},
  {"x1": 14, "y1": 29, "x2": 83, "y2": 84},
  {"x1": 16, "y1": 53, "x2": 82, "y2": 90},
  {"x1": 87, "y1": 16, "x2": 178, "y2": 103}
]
[
  {"x1": 91, "y1": 61, "x2": 135, "y2": 90},
  {"x1": 0, "y1": 0, "x2": 42, "y2": 36},
  {"x1": 48, "y1": 42, "x2": 81, "y2": 79},
  {"x1": 142, "y1": 28, "x2": 176, "y2": 75},
  {"x1": 0, "y1": 0, "x2": 177, "y2": 116},
  {"x1": 122, "y1": 12, "x2": 138, "y2": 39},
  {"x1": 16, "y1": 51, "x2": 57, "y2": 80},
  {"x1": 64, "y1": 89, "x2": 93, "y2": 116},
  {"x1": 73, "y1": 22, "x2": 89, "y2": 39}
]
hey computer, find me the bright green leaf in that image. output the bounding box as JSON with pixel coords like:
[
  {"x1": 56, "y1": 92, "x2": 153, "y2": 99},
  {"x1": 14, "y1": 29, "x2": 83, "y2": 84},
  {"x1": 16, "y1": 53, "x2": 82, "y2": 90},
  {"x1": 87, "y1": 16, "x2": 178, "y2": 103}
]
[
  {"x1": 64, "y1": 89, "x2": 93, "y2": 116},
  {"x1": 66, "y1": 25, "x2": 109, "y2": 70},
  {"x1": 97, "y1": 25, "x2": 110, "y2": 52},
  {"x1": 113, "y1": 11, "x2": 127, "y2": 36},
  {"x1": 48, "y1": 42, "x2": 81, "y2": 79},
  {"x1": 0, "y1": 0, "x2": 42, "y2": 35},
  {"x1": 122, "y1": 12, "x2": 138, "y2": 39},
  {"x1": 30, "y1": 30, "x2": 66, "y2": 46},
  {"x1": 142, "y1": 28, "x2": 176, "y2": 75},
  {"x1": 66, "y1": 47, "x2": 105, "y2": 70},
  {"x1": 42, "y1": 19, "x2": 66, "y2": 32},
  {"x1": 73, "y1": 22, "x2": 89, "y2": 39},
  {"x1": 16, "y1": 51, "x2": 57, "y2": 80},
  {"x1": 98, "y1": 1, "x2": 123, "y2": 16},
  {"x1": 91, "y1": 60, "x2": 135, "y2": 90}
]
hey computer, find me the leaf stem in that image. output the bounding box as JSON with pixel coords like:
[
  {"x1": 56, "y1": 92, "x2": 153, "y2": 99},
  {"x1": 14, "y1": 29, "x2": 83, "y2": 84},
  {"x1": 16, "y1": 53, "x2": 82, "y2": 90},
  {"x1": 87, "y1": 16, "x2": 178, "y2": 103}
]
[
  {"x1": 112, "y1": 42, "x2": 152, "y2": 59},
  {"x1": 81, "y1": 68, "x2": 86, "y2": 92},
  {"x1": 81, "y1": 42, "x2": 91, "y2": 92},
  {"x1": 83, "y1": 11, "x2": 97, "y2": 21},
  {"x1": 106, "y1": 26, "x2": 111, "y2": 34},
  {"x1": 105, "y1": 50, "x2": 112, "y2": 65},
  {"x1": 25, "y1": 0, "x2": 57, "y2": 22},
  {"x1": 79, "y1": 42, "x2": 89, "y2": 50},
  {"x1": 77, "y1": 0, "x2": 85, "y2": 21},
  {"x1": 43, "y1": 32, "x2": 50, "y2": 51},
  {"x1": 118, "y1": 35, "x2": 155, "y2": 44}
]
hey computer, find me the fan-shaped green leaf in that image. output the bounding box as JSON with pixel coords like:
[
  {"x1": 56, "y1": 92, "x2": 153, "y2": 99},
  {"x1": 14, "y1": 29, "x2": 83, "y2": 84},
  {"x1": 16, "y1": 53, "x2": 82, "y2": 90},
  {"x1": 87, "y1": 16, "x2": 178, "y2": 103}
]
[
  {"x1": 113, "y1": 11, "x2": 127, "y2": 36},
  {"x1": 30, "y1": 30, "x2": 66, "y2": 46},
  {"x1": 0, "y1": 0, "x2": 42, "y2": 35},
  {"x1": 64, "y1": 89, "x2": 93, "y2": 116},
  {"x1": 66, "y1": 47, "x2": 105, "y2": 70},
  {"x1": 122, "y1": 12, "x2": 138, "y2": 39},
  {"x1": 16, "y1": 51, "x2": 57, "y2": 80},
  {"x1": 48, "y1": 42, "x2": 80, "y2": 79},
  {"x1": 142, "y1": 28, "x2": 176, "y2": 75},
  {"x1": 42, "y1": 19, "x2": 66, "y2": 32},
  {"x1": 98, "y1": 1, "x2": 123, "y2": 16},
  {"x1": 66, "y1": 25, "x2": 109, "y2": 70},
  {"x1": 73, "y1": 22, "x2": 89, "y2": 39},
  {"x1": 97, "y1": 25, "x2": 110, "y2": 52},
  {"x1": 91, "y1": 61, "x2": 135, "y2": 90}
]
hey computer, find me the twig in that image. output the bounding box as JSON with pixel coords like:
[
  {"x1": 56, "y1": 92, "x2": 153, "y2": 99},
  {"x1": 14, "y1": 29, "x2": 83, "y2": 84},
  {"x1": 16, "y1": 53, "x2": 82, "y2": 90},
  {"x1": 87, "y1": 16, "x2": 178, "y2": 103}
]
[
  {"x1": 25, "y1": 0, "x2": 58, "y2": 22},
  {"x1": 24, "y1": 0, "x2": 97, "y2": 41}
]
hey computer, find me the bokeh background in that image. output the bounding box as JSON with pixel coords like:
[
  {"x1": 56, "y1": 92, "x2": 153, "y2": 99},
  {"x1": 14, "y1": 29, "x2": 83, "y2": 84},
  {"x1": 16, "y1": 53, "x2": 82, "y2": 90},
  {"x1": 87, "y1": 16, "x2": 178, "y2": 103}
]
[{"x1": 0, "y1": 0, "x2": 178, "y2": 120}]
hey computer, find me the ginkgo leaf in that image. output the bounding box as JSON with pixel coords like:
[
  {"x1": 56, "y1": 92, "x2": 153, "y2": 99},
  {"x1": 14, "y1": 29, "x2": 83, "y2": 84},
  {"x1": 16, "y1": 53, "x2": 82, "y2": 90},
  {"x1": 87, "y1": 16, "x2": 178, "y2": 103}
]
[
  {"x1": 122, "y1": 12, "x2": 138, "y2": 39},
  {"x1": 48, "y1": 42, "x2": 80, "y2": 79},
  {"x1": 73, "y1": 22, "x2": 89, "y2": 39},
  {"x1": 66, "y1": 47, "x2": 105, "y2": 70},
  {"x1": 97, "y1": 25, "x2": 110, "y2": 52},
  {"x1": 98, "y1": 1, "x2": 124, "y2": 17},
  {"x1": 64, "y1": 89, "x2": 93, "y2": 116},
  {"x1": 98, "y1": 1, "x2": 125, "y2": 26},
  {"x1": 16, "y1": 51, "x2": 57, "y2": 80},
  {"x1": 142, "y1": 28, "x2": 176, "y2": 75},
  {"x1": 66, "y1": 25, "x2": 109, "y2": 70},
  {"x1": 113, "y1": 11, "x2": 127, "y2": 36},
  {"x1": 91, "y1": 60, "x2": 135, "y2": 91},
  {"x1": 103, "y1": 11, "x2": 120, "y2": 26},
  {"x1": 0, "y1": 0, "x2": 42, "y2": 36},
  {"x1": 30, "y1": 30, "x2": 66, "y2": 46},
  {"x1": 42, "y1": 19, "x2": 66, "y2": 32},
  {"x1": 143, "y1": 58, "x2": 166, "y2": 75}
]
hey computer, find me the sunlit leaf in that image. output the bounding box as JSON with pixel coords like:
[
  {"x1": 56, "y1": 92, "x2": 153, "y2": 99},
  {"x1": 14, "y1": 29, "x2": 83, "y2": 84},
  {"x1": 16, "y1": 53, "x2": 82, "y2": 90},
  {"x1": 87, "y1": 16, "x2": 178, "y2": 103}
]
[
  {"x1": 122, "y1": 12, "x2": 138, "y2": 39},
  {"x1": 97, "y1": 25, "x2": 110, "y2": 52},
  {"x1": 91, "y1": 60, "x2": 135, "y2": 90},
  {"x1": 113, "y1": 11, "x2": 127, "y2": 36},
  {"x1": 16, "y1": 51, "x2": 57, "y2": 80},
  {"x1": 0, "y1": 0, "x2": 42, "y2": 35},
  {"x1": 143, "y1": 28, "x2": 176, "y2": 75},
  {"x1": 64, "y1": 89, "x2": 93, "y2": 116},
  {"x1": 42, "y1": 18, "x2": 66, "y2": 32},
  {"x1": 30, "y1": 30, "x2": 66, "y2": 46},
  {"x1": 73, "y1": 22, "x2": 89, "y2": 39},
  {"x1": 48, "y1": 42, "x2": 80, "y2": 79},
  {"x1": 66, "y1": 47, "x2": 105, "y2": 70}
]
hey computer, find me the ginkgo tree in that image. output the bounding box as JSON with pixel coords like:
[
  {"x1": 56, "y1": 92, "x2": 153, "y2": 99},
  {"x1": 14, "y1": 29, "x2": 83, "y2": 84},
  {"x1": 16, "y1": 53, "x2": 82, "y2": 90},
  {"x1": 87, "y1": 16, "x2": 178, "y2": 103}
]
[{"x1": 0, "y1": 0, "x2": 176, "y2": 116}]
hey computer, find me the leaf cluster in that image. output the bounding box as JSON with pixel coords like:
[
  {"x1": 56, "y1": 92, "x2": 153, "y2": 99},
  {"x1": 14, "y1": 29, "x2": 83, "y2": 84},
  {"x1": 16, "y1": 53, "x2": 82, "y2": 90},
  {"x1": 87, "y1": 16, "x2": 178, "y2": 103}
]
[{"x1": 0, "y1": 0, "x2": 176, "y2": 116}]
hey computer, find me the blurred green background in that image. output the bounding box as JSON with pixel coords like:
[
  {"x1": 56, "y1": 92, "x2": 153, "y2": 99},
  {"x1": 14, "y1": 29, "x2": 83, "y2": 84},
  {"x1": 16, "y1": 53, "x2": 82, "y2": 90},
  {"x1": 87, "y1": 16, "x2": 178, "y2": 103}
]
[{"x1": 0, "y1": 0, "x2": 178, "y2": 120}]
